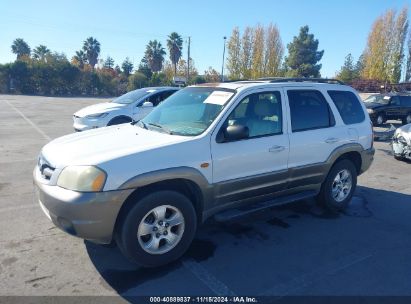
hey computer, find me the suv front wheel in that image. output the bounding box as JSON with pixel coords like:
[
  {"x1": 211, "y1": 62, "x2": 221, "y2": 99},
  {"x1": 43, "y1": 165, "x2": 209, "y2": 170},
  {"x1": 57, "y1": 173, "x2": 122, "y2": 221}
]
[
  {"x1": 116, "y1": 191, "x2": 197, "y2": 267},
  {"x1": 317, "y1": 159, "x2": 357, "y2": 213}
]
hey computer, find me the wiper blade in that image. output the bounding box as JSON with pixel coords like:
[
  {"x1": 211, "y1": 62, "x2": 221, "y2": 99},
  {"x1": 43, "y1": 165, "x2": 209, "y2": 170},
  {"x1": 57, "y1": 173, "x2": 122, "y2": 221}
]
[
  {"x1": 148, "y1": 123, "x2": 173, "y2": 134},
  {"x1": 133, "y1": 120, "x2": 148, "y2": 129}
]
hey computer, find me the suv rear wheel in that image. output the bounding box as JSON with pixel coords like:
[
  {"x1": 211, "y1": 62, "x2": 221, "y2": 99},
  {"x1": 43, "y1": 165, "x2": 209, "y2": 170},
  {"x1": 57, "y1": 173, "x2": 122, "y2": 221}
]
[
  {"x1": 116, "y1": 191, "x2": 197, "y2": 267},
  {"x1": 317, "y1": 159, "x2": 357, "y2": 213}
]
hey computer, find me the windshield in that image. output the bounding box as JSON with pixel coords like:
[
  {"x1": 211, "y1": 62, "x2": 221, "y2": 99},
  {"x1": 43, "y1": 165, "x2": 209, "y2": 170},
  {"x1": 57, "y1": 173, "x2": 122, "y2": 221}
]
[
  {"x1": 364, "y1": 95, "x2": 390, "y2": 105},
  {"x1": 140, "y1": 87, "x2": 235, "y2": 136},
  {"x1": 111, "y1": 88, "x2": 153, "y2": 104}
]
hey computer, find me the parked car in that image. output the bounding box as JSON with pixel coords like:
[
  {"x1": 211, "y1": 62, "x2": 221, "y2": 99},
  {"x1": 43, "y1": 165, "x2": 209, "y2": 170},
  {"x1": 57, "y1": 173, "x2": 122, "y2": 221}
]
[
  {"x1": 391, "y1": 123, "x2": 411, "y2": 161},
  {"x1": 363, "y1": 93, "x2": 411, "y2": 126},
  {"x1": 73, "y1": 87, "x2": 179, "y2": 131},
  {"x1": 34, "y1": 78, "x2": 374, "y2": 267}
]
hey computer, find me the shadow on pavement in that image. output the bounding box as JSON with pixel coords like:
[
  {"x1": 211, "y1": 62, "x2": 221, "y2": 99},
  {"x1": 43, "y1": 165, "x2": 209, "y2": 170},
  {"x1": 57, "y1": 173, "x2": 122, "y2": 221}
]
[{"x1": 85, "y1": 186, "x2": 411, "y2": 299}]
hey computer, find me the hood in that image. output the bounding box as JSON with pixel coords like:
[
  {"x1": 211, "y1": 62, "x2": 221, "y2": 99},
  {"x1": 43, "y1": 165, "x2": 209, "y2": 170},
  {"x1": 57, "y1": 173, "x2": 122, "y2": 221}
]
[
  {"x1": 74, "y1": 102, "x2": 128, "y2": 117},
  {"x1": 364, "y1": 102, "x2": 384, "y2": 109},
  {"x1": 41, "y1": 124, "x2": 189, "y2": 168}
]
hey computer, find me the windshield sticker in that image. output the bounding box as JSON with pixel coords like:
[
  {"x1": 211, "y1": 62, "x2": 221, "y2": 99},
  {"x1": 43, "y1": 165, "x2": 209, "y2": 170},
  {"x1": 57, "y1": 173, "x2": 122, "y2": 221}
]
[
  {"x1": 204, "y1": 91, "x2": 234, "y2": 105},
  {"x1": 146, "y1": 89, "x2": 157, "y2": 93},
  {"x1": 383, "y1": 96, "x2": 390, "y2": 100}
]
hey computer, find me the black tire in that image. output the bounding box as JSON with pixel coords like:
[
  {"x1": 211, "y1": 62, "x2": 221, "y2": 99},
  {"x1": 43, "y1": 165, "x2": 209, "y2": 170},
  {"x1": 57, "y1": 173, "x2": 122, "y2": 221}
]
[
  {"x1": 317, "y1": 159, "x2": 357, "y2": 213},
  {"x1": 375, "y1": 113, "x2": 385, "y2": 126},
  {"x1": 402, "y1": 113, "x2": 411, "y2": 125},
  {"x1": 116, "y1": 191, "x2": 197, "y2": 267},
  {"x1": 107, "y1": 116, "x2": 132, "y2": 126}
]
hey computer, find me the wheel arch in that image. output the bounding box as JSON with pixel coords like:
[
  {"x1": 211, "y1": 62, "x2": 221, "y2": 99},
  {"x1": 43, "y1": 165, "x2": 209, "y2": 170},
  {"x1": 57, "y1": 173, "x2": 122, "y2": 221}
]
[
  {"x1": 113, "y1": 167, "x2": 212, "y2": 237},
  {"x1": 107, "y1": 115, "x2": 133, "y2": 126}
]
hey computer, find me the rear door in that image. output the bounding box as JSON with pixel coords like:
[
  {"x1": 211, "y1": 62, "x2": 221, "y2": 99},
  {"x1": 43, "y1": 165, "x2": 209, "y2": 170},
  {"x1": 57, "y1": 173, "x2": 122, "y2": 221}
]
[{"x1": 285, "y1": 87, "x2": 346, "y2": 188}]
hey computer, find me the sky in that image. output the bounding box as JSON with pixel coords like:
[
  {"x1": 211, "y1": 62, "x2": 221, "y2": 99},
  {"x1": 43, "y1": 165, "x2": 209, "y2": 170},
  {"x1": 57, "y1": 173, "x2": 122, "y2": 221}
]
[{"x1": 1, "y1": 0, "x2": 410, "y2": 77}]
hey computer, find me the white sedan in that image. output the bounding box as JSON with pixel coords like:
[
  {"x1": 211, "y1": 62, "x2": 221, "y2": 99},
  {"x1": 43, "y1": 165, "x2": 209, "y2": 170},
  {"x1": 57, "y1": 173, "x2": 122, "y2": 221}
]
[{"x1": 73, "y1": 87, "x2": 179, "y2": 131}]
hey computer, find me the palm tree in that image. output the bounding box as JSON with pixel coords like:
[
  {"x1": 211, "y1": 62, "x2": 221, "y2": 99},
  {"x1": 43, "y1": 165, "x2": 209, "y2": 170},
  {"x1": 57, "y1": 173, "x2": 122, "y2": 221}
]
[
  {"x1": 167, "y1": 32, "x2": 183, "y2": 76},
  {"x1": 11, "y1": 38, "x2": 31, "y2": 60},
  {"x1": 32, "y1": 45, "x2": 50, "y2": 61},
  {"x1": 72, "y1": 50, "x2": 87, "y2": 69},
  {"x1": 144, "y1": 40, "x2": 166, "y2": 73},
  {"x1": 82, "y1": 37, "x2": 101, "y2": 68}
]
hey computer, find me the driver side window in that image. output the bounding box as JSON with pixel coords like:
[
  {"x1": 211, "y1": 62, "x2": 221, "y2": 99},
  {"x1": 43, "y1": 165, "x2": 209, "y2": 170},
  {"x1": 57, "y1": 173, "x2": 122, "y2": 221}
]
[{"x1": 225, "y1": 91, "x2": 282, "y2": 138}]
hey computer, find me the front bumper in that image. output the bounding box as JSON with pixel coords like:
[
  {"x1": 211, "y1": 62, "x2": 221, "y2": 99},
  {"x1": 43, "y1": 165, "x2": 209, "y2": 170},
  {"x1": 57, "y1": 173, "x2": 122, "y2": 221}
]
[
  {"x1": 34, "y1": 172, "x2": 133, "y2": 244},
  {"x1": 360, "y1": 147, "x2": 375, "y2": 174}
]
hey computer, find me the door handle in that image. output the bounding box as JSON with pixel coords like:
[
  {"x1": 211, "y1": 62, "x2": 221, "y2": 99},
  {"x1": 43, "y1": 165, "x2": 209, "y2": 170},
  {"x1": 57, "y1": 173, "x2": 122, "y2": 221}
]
[
  {"x1": 269, "y1": 145, "x2": 285, "y2": 153},
  {"x1": 325, "y1": 137, "x2": 339, "y2": 144}
]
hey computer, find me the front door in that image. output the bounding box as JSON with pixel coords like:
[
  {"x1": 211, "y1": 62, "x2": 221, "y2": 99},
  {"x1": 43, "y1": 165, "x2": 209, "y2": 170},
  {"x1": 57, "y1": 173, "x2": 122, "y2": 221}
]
[{"x1": 211, "y1": 89, "x2": 289, "y2": 204}]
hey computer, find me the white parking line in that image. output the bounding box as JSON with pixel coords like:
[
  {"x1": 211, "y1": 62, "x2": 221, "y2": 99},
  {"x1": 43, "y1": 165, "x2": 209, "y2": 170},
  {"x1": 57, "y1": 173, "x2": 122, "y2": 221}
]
[
  {"x1": 5, "y1": 100, "x2": 51, "y2": 141},
  {"x1": 259, "y1": 252, "x2": 373, "y2": 297},
  {"x1": 182, "y1": 259, "x2": 236, "y2": 296}
]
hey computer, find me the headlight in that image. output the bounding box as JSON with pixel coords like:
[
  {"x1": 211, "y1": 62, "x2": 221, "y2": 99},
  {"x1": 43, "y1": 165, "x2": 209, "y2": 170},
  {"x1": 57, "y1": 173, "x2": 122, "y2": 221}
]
[
  {"x1": 57, "y1": 166, "x2": 106, "y2": 192},
  {"x1": 86, "y1": 113, "x2": 109, "y2": 119},
  {"x1": 366, "y1": 108, "x2": 374, "y2": 114}
]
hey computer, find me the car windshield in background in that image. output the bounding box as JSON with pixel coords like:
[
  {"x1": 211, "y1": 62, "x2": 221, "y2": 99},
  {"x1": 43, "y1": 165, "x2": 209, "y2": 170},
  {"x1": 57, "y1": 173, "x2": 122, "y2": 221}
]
[
  {"x1": 364, "y1": 95, "x2": 390, "y2": 105},
  {"x1": 111, "y1": 89, "x2": 152, "y2": 104},
  {"x1": 140, "y1": 87, "x2": 235, "y2": 136}
]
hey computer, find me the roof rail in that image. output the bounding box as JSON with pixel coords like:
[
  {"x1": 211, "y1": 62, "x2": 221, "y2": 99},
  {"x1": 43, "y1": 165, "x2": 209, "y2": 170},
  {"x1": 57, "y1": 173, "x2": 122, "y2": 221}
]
[{"x1": 257, "y1": 77, "x2": 345, "y2": 85}]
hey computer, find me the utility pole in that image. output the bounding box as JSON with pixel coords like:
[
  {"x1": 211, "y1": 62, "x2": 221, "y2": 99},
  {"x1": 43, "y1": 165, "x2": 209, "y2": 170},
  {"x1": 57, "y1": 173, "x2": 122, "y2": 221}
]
[
  {"x1": 221, "y1": 36, "x2": 227, "y2": 82},
  {"x1": 187, "y1": 36, "x2": 191, "y2": 84}
]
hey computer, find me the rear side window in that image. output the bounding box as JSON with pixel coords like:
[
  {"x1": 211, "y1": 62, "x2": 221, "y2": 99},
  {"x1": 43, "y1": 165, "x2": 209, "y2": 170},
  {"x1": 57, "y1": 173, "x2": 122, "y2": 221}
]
[
  {"x1": 288, "y1": 90, "x2": 334, "y2": 132},
  {"x1": 327, "y1": 91, "x2": 365, "y2": 125}
]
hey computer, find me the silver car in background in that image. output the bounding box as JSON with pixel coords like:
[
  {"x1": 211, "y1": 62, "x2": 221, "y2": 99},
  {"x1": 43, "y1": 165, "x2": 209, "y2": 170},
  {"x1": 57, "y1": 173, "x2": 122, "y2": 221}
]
[{"x1": 73, "y1": 87, "x2": 179, "y2": 131}]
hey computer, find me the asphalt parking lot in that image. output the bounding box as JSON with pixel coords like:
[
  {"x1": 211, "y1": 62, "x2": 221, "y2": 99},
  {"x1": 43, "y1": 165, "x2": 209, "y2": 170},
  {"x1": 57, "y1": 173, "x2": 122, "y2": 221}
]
[{"x1": 1, "y1": 94, "x2": 411, "y2": 301}]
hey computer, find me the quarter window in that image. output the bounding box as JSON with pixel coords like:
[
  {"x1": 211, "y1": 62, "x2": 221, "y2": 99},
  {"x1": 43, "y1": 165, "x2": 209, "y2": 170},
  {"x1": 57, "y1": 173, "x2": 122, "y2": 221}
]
[
  {"x1": 225, "y1": 91, "x2": 282, "y2": 138},
  {"x1": 327, "y1": 90, "x2": 365, "y2": 125},
  {"x1": 288, "y1": 90, "x2": 334, "y2": 132}
]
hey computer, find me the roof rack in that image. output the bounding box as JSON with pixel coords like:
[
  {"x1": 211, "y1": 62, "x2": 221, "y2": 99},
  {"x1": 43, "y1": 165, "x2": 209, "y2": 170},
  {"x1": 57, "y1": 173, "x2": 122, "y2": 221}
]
[{"x1": 257, "y1": 77, "x2": 345, "y2": 85}]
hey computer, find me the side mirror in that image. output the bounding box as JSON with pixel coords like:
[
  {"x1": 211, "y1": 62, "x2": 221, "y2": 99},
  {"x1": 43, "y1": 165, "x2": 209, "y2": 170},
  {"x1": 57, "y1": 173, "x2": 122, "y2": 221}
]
[
  {"x1": 217, "y1": 125, "x2": 249, "y2": 143},
  {"x1": 141, "y1": 101, "x2": 153, "y2": 108}
]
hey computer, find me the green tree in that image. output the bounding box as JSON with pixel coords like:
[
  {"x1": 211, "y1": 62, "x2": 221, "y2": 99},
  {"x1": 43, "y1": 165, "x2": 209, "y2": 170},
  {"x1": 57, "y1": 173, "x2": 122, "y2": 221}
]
[
  {"x1": 406, "y1": 32, "x2": 411, "y2": 82},
  {"x1": 121, "y1": 57, "x2": 133, "y2": 76},
  {"x1": 82, "y1": 37, "x2": 101, "y2": 68},
  {"x1": 336, "y1": 54, "x2": 357, "y2": 83},
  {"x1": 144, "y1": 40, "x2": 166, "y2": 73},
  {"x1": 104, "y1": 56, "x2": 115, "y2": 69},
  {"x1": 226, "y1": 27, "x2": 242, "y2": 79},
  {"x1": 251, "y1": 24, "x2": 265, "y2": 78},
  {"x1": 264, "y1": 23, "x2": 284, "y2": 76},
  {"x1": 137, "y1": 57, "x2": 153, "y2": 79},
  {"x1": 285, "y1": 25, "x2": 324, "y2": 77},
  {"x1": 166, "y1": 32, "x2": 183, "y2": 76},
  {"x1": 32, "y1": 45, "x2": 50, "y2": 61},
  {"x1": 362, "y1": 7, "x2": 408, "y2": 82},
  {"x1": 204, "y1": 66, "x2": 220, "y2": 82},
  {"x1": 11, "y1": 38, "x2": 31, "y2": 60},
  {"x1": 240, "y1": 26, "x2": 254, "y2": 79},
  {"x1": 128, "y1": 72, "x2": 148, "y2": 90}
]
